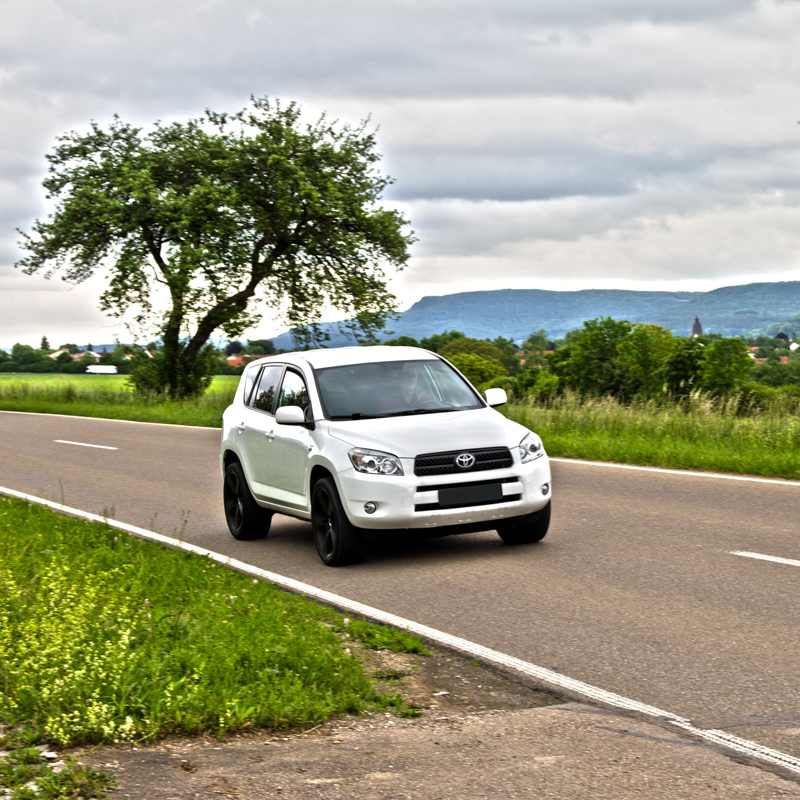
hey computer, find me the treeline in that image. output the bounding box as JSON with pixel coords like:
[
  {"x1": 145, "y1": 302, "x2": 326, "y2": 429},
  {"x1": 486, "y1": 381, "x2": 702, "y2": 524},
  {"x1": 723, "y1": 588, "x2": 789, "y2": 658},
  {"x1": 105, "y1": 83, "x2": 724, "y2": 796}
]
[
  {"x1": 383, "y1": 320, "x2": 800, "y2": 410},
  {"x1": 0, "y1": 339, "x2": 278, "y2": 376}
]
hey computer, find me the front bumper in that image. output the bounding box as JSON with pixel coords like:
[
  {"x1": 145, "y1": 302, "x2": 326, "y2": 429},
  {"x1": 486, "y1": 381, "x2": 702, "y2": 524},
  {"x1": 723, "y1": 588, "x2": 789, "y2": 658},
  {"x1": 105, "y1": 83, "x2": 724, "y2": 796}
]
[{"x1": 336, "y1": 455, "x2": 552, "y2": 530}]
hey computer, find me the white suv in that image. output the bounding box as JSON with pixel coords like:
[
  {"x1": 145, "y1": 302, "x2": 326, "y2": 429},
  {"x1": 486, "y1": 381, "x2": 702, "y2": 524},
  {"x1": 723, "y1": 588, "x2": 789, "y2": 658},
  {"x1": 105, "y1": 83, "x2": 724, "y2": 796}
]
[{"x1": 220, "y1": 345, "x2": 552, "y2": 566}]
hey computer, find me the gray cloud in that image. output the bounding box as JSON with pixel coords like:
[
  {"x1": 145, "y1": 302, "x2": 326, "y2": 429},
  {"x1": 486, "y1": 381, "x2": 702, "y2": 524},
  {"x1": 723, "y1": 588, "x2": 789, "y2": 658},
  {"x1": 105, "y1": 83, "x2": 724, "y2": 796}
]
[{"x1": 2, "y1": 0, "x2": 800, "y2": 346}]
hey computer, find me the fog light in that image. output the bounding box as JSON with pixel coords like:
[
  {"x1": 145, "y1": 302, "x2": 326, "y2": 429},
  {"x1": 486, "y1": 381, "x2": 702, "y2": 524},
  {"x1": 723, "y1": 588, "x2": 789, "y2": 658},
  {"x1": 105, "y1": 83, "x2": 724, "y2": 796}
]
[
  {"x1": 541, "y1": 483, "x2": 550, "y2": 495},
  {"x1": 364, "y1": 502, "x2": 377, "y2": 514}
]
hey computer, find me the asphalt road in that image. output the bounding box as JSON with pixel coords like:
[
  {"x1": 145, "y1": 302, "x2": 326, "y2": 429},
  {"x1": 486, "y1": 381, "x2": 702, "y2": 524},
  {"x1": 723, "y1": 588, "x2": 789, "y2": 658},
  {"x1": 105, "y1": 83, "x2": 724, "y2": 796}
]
[{"x1": 3, "y1": 410, "x2": 800, "y2": 761}]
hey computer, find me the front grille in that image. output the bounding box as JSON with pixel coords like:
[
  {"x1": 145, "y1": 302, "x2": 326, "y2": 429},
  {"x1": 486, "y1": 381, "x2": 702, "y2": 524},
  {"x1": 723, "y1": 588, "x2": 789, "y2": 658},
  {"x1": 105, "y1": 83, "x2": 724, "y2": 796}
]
[{"x1": 414, "y1": 447, "x2": 513, "y2": 477}]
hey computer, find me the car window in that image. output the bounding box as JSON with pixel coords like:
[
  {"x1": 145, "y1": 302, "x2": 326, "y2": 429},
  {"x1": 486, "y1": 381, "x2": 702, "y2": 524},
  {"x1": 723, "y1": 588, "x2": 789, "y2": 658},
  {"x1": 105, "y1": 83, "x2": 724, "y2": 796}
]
[
  {"x1": 315, "y1": 359, "x2": 482, "y2": 419},
  {"x1": 277, "y1": 369, "x2": 310, "y2": 412},
  {"x1": 242, "y1": 364, "x2": 261, "y2": 405},
  {"x1": 251, "y1": 364, "x2": 283, "y2": 413}
]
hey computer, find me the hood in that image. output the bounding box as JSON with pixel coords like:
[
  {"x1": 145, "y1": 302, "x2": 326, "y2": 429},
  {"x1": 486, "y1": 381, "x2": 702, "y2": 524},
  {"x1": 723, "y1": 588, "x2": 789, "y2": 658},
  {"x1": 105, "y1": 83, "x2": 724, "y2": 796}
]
[{"x1": 325, "y1": 407, "x2": 530, "y2": 458}]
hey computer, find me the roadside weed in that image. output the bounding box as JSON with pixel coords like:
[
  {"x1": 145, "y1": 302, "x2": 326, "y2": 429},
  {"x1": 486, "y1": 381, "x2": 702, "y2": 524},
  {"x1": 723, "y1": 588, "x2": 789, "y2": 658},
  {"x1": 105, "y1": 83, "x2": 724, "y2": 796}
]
[
  {"x1": 339, "y1": 619, "x2": 431, "y2": 655},
  {"x1": 0, "y1": 497, "x2": 425, "y2": 749},
  {"x1": 0, "y1": 729, "x2": 116, "y2": 800}
]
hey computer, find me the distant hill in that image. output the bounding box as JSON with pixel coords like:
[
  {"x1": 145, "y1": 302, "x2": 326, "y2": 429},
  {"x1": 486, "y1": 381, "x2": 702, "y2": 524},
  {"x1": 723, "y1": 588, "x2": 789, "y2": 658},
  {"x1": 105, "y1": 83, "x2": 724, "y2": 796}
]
[{"x1": 270, "y1": 281, "x2": 800, "y2": 348}]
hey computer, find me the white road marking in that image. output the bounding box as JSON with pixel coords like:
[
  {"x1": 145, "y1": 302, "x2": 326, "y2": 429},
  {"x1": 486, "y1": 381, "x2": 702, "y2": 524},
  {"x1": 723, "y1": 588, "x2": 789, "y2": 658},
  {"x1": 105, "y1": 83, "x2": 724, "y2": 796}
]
[
  {"x1": 550, "y1": 457, "x2": 800, "y2": 488},
  {"x1": 731, "y1": 551, "x2": 800, "y2": 569},
  {"x1": 0, "y1": 409, "x2": 219, "y2": 431},
  {"x1": 54, "y1": 440, "x2": 118, "y2": 450},
  {"x1": 2, "y1": 484, "x2": 800, "y2": 777}
]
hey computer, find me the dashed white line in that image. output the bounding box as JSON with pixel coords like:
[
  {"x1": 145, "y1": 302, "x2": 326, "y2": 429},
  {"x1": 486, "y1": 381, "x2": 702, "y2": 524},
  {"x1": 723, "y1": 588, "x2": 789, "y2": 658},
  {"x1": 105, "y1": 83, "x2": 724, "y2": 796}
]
[
  {"x1": 2, "y1": 484, "x2": 800, "y2": 777},
  {"x1": 731, "y1": 551, "x2": 800, "y2": 569},
  {"x1": 54, "y1": 440, "x2": 118, "y2": 450},
  {"x1": 0, "y1": 409, "x2": 219, "y2": 430}
]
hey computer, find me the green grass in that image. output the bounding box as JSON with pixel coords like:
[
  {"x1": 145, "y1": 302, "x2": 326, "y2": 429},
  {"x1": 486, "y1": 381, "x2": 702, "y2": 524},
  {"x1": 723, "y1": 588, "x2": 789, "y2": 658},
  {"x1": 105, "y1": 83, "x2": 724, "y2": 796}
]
[
  {"x1": 506, "y1": 391, "x2": 800, "y2": 481},
  {"x1": 0, "y1": 375, "x2": 238, "y2": 426},
  {"x1": 0, "y1": 732, "x2": 116, "y2": 800},
  {"x1": 0, "y1": 496, "x2": 424, "y2": 751}
]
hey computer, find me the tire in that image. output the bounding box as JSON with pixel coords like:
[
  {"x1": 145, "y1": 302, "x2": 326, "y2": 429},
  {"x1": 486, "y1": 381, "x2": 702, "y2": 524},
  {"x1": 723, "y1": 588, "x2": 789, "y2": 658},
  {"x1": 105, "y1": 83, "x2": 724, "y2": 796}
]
[
  {"x1": 223, "y1": 461, "x2": 272, "y2": 540},
  {"x1": 311, "y1": 477, "x2": 364, "y2": 566},
  {"x1": 496, "y1": 501, "x2": 551, "y2": 544}
]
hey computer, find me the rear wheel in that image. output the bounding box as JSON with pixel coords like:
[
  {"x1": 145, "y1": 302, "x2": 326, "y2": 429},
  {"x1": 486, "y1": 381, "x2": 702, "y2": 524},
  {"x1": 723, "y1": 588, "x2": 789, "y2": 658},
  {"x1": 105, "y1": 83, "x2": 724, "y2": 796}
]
[
  {"x1": 311, "y1": 478, "x2": 364, "y2": 566},
  {"x1": 223, "y1": 461, "x2": 272, "y2": 540},
  {"x1": 496, "y1": 502, "x2": 551, "y2": 544}
]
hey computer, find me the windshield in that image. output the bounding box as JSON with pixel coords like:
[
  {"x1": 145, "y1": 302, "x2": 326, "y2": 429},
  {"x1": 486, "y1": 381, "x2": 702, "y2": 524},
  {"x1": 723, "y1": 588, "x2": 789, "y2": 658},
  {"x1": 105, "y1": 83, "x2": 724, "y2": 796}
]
[{"x1": 316, "y1": 359, "x2": 483, "y2": 420}]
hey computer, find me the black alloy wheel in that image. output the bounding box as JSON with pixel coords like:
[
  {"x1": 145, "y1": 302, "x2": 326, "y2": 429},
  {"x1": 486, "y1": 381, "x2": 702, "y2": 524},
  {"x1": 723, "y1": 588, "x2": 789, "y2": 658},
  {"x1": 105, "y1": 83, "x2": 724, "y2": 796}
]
[
  {"x1": 311, "y1": 477, "x2": 364, "y2": 566},
  {"x1": 223, "y1": 461, "x2": 272, "y2": 540}
]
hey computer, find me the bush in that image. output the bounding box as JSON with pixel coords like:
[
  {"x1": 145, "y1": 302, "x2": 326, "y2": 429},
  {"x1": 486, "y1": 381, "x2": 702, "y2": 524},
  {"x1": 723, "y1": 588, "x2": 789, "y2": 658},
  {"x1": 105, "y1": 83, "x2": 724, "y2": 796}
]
[{"x1": 128, "y1": 345, "x2": 218, "y2": 398}]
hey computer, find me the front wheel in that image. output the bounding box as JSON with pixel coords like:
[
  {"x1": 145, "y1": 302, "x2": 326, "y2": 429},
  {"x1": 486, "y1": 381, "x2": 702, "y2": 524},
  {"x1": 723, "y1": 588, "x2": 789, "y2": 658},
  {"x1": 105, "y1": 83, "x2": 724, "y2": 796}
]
[
  {"x1": 496, "y1": 502, "x2": 551, "y2": 544},
  {"x1": 311, "y1": 478, "x2": 364, "y2": 567},
  {"x1": 223, "y1": 461, "x2": 272, "y2": 540}
]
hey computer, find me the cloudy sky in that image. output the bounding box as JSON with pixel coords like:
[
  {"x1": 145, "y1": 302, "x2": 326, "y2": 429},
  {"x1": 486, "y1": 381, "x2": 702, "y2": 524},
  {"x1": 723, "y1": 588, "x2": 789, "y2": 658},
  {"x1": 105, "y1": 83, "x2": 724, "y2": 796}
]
[{"x1": 3, "y1": 0, "x2": 800, "y2": 349}]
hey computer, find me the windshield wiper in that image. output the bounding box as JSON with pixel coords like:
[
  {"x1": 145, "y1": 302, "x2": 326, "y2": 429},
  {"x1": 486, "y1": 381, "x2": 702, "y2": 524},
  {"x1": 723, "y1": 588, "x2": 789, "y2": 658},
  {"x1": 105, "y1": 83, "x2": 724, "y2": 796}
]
[
  {"x1": 389, "y1": 407, "x2": 457, "y2": 417},
  {"x1": 330, "y1": 412, "x2": 380, "y2": 420}
]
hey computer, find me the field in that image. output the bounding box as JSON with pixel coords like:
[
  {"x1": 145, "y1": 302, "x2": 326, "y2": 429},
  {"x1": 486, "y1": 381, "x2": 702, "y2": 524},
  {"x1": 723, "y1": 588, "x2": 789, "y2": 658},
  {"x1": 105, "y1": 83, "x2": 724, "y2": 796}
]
[
  {"x1": 0, "y1": 373, "x2": 239, "y2": 427},
  {"x1": 0, "y1": 374, "x2": 798, "y2": 480}
]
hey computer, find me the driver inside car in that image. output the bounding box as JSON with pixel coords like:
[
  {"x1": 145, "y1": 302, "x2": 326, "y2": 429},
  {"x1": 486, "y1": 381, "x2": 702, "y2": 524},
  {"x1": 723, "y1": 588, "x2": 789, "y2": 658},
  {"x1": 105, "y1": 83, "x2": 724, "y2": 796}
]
[{"x1": 378, "y1": 365, "x2": 432, "y2": 412}]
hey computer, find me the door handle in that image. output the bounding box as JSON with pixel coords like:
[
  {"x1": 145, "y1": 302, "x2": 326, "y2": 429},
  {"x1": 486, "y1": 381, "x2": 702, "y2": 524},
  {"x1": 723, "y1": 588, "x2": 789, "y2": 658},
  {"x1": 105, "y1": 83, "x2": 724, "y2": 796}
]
[
  {"x1": 265, "y1": 430, "x2": 275, "y2": 442},
  {"x1": 236, "y1": 422, "x2": 245, "y2": 433}
]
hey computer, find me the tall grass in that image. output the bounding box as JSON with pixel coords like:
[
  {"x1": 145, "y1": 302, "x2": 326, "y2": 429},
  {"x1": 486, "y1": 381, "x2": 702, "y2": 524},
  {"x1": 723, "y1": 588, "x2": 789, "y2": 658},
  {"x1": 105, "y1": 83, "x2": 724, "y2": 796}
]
[
  {"x1": 507, "y1": 390, "x2": 800, "y2": 480},
  {"x1": 0, "y1": 496, "x2": 422, "y2": 747},
  {"x1": 0, "y1": 375, "x2": 238, "y2": 426}
]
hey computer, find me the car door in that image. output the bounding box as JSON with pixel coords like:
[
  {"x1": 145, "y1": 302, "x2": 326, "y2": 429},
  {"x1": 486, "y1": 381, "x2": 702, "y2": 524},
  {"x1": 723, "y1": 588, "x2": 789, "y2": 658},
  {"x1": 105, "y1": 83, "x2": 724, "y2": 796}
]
[
  {"x1": 268, "y1": 367, "x2": 312, "y2": 508},
  {"x1": 239, "y1": 363, "x2": 283, "y2": 499}
]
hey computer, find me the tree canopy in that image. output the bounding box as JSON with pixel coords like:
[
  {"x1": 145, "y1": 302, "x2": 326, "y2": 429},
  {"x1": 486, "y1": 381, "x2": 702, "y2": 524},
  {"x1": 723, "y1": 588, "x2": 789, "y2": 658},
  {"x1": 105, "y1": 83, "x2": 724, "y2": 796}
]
[{"x1": 16, "y1": 98, "x2": 413, "y2": 397}]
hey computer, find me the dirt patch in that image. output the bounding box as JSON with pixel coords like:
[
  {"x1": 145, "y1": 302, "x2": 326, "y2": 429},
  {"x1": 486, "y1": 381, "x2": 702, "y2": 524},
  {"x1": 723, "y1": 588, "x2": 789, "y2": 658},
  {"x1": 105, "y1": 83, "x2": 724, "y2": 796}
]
[
  {"x1": 361, "y1": 642, "x2": 561, "y2": 716},
  {"x1": 73, "y1": 643, "x2": 563, "y2": 798}
]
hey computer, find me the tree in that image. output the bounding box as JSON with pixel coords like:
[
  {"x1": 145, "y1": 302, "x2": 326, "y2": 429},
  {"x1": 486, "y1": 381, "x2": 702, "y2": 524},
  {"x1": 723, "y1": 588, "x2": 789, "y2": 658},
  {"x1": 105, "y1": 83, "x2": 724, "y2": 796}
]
[
  {"x1": 549, "y1": 317, "x2": 632, "y2": 396},
  {"x1": 490, "y1": 336, "x2": 523, "y2": 375},
  {"x1": 246, "y1": 338, "x2": 275, "y2": 355},
  {"x1": 439, "y1": 337, "x2": 506, "y2": 368},
  {"x1": 660, "y1": 337, "x2": 705, "y2": 397},
  {"x1": 447, "y1": 353, "x2": 508, "y2": 388},
  {"x1": 224, "y1": 341, "x2": 245, "y2": 357},
  {"x1": 699, "y1": 337, "x2": 752, "y2": 394},
  {"x1": 615, "y1": 323, "x2": 675, "y2": 399},
  {"x1": 383, "y1": 335, "x2": 421, "y2": 348},
  {"x1": 11, "y1": 343, "x2": 46, "y2": 368},
  {"x1": 418, "y1": 330, "x2": 465, "y2": 353},
  {"x1": 40, "y1": 336, "x2": 50, "y2": 351},
  {"x1": 16, "y1": 98, "x2": 413, "y2": 398},
  {"x1": 521, "y1": 329, "x2": 550, "y2": 367}
]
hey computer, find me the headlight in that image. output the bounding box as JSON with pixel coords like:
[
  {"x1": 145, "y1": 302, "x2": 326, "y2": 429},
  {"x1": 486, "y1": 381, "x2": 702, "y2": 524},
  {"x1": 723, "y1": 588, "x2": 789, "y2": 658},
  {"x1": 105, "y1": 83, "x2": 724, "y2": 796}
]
[
  {"x1": 349, "y1": 448, "x2": 404, "y2": 476},
  {"x1": 519, "y1": 432, "x2": 545, "y2": 463}
]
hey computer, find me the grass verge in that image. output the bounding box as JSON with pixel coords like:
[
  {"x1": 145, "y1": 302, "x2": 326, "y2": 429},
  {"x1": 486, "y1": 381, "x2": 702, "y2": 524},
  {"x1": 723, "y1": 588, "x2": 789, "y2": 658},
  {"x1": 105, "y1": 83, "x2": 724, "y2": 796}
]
[
  {"x1": 507, "y1": 392, "x2": 800, "y2": 481},
  {"x1": 0, "y1": 375, "x2": 237, "y2": 427},
  {"x1": 0, "y1": 495, "x2": 426, "y2": 756}
]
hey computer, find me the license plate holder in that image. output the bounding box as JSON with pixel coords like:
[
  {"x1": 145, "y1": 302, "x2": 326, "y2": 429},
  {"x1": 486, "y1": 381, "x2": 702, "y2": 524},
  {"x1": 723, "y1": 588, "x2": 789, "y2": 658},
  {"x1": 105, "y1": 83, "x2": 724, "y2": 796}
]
[{"x1": 438, "y1": 482, "x2": 503, "y2": 509}]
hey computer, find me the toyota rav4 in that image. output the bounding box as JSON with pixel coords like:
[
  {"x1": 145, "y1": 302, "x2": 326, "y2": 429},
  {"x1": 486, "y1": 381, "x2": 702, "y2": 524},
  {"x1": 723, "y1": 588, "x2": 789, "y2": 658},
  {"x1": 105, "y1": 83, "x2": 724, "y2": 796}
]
[{"x1": 220, "y1": 345, "x2": 552, "y2": 566}]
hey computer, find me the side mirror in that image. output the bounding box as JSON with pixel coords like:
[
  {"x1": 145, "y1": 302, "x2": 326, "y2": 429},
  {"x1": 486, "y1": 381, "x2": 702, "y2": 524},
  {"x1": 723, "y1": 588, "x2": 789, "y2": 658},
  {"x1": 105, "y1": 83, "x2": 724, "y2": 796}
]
[
  {"x1": 275, "y1": 405, "x2": 306, "y2": 425},
  {"x1": 484, "y1": 387, "x2": 507, "y2": 407}
]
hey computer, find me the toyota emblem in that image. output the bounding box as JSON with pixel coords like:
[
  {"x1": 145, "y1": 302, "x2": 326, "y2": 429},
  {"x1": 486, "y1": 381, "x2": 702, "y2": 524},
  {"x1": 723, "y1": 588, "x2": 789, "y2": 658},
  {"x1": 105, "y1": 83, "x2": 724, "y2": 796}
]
[{"x1": 455, "y1": 452, "x2": 476, "y2": 469}]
